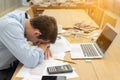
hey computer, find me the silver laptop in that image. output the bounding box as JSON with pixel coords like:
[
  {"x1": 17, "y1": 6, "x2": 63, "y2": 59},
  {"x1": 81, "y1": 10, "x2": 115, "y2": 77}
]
[{"x1": 70, "y1": 23, "x2": 118, "y2": 59}]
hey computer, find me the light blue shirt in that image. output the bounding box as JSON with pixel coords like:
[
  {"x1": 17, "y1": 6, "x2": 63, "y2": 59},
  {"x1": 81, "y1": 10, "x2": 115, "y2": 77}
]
[{"x1": 0, "y1": 10, "x2": 44, "y2": 70}]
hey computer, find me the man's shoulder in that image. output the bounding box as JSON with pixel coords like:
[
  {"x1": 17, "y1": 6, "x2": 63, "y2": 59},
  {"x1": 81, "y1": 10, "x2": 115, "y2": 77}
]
[
  {"x1": 0, "y1": 10, "x2": 25, "y2": 31},
  {"x1": 0, "y1": 17, "x2": 22, "y2": 32},
  {"x1": 0, "y1": 17, "x2": 18, "y2": 25}
]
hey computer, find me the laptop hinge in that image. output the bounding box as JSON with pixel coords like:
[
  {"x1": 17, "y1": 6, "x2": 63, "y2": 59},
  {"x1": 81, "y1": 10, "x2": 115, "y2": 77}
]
[{"x1": 94, "y1": 43, "x2": 103, "y2": 56}]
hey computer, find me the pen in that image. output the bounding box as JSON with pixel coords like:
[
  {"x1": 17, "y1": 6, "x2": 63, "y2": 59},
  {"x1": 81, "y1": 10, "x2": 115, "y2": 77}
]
[{"x1": 54, "y1": 58, "x2": 76, "y2": 64}]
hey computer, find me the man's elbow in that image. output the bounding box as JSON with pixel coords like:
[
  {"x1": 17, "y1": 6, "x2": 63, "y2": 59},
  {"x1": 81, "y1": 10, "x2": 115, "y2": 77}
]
[{"x1": 23, "y1": 59, "x2": 43, "y2": 68}]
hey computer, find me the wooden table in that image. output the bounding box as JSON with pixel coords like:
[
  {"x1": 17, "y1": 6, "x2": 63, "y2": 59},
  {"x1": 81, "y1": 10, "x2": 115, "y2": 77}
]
[
  {"x1": 42, "y1": 9, "x2": 99, "y2": 29},
  {"x1": 11, "y1": 10, "x2": 120, "y2": 80},
  {"x1": 11, "y1": 36, "x2": 120, "y2": 80},
  {"x1": 29, "y1": 2, "x2": 95, "y2": 18}
]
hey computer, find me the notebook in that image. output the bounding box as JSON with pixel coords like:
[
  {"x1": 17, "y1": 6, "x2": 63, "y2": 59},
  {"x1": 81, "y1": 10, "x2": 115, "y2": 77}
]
[{"x1": 70, "y1": 23, "x2": 118, "y2": 59}]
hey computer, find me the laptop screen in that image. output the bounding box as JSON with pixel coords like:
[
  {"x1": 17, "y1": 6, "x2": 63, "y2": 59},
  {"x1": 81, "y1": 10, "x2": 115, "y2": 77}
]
[{"x1": 96, "y1": 24, "x2": 117, "y2": 53}]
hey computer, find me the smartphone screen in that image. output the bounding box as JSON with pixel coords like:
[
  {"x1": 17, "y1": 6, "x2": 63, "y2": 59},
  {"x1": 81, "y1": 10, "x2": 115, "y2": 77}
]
[{"x1": 41, "y1": 76, "x2": 66, "y2": 80}]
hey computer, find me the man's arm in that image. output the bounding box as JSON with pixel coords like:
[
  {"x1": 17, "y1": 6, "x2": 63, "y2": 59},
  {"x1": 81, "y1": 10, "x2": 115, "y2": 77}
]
[{"x1": 0, "y1": 22, "x2": 44, "y2": 68}]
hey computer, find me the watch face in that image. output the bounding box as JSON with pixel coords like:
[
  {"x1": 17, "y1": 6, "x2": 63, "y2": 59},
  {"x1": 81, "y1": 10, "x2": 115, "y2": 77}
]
[{"x1": 41, "y1": 76, "x2": 66, "y2": 80}]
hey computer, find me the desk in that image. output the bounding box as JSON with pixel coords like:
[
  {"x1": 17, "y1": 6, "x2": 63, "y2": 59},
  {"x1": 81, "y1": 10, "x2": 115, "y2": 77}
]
[
  {"x1": 42, "y1": 9, "x2": 99, "y2": 29},
  {"x1": 11, "y1": 10, "x2": 120, "y2": 80},
  {"x1": 29, "y1": 2, "x2": 95, "y2": 17},
  {"x1": 11, "y1": 37, "x2": 120, "y2": 80}
]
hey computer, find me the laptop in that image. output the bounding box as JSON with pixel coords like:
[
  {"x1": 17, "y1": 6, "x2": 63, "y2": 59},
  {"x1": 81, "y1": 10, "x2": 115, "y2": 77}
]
[{"x1": 70, "y1": 23, "x2": 118, "y2": 59}]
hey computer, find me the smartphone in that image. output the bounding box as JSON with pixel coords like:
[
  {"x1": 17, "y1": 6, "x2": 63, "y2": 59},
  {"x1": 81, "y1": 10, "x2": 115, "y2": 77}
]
[{"x1": 41, "y1": 76, "x2": 66, "y2": 80}]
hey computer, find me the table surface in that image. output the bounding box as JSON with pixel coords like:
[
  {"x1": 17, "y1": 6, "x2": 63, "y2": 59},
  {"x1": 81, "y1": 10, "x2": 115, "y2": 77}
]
[
  {"x1": 11, "y1": 10, "x2": 120, "y2": 80},
  {"x1": 30, "y1": 2, "x2": 95, "y2": 18},
  {"x1": 43, "y1": 9, "x2": 99, "y2": 29}
]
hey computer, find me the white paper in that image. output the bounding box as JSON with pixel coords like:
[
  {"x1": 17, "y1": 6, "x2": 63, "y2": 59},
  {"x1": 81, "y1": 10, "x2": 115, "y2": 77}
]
[
  {"x1": 17, "y1": 59, "x2": 78, "y2": 79},
  {"x1": 50, "y1": 36, "x2": 71, "y2": 59}
]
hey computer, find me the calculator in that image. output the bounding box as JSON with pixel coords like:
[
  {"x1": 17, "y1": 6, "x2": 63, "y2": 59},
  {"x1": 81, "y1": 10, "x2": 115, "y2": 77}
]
[{"x1": 47, "y1": 64, "x2": 73, "y2": 74}]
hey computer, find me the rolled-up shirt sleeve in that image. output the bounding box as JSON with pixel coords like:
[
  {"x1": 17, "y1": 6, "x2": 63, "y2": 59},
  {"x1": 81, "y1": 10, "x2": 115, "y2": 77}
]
[{"x1": 0, "y1": 21, "x2": 44, "y2": 68}]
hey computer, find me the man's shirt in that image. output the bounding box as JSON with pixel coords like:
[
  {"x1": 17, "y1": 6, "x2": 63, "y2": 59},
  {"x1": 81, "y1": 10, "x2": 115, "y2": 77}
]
[{"x1": 0, "y1": 10, "x2": 44, "y2": 70}]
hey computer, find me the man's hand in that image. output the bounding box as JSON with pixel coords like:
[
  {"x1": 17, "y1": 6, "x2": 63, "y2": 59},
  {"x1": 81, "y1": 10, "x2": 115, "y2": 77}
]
[
  {"x1": 44, "y1": 48, "x2": 52, "y2": 60},
  {"x1": 38, "y1": 43, "x2": 52, "y2": 59}
]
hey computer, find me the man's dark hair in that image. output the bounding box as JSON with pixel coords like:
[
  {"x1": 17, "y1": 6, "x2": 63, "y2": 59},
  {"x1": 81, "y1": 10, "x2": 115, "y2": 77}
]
[{"x1": 30, "y1": 15, "x2": 58, "y2": 43}]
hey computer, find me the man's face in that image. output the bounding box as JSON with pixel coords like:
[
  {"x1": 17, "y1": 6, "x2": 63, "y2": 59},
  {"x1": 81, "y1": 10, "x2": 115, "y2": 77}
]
[
  {"x1": 26, "y1": 31, "x2": 40, "y2": 44},
  {"x1": 26, "y1": 30, "x2": 50, "y2": 44}
]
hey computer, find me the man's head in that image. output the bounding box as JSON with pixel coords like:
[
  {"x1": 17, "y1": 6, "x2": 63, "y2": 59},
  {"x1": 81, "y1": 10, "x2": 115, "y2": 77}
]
[{"x1": 25, "y1": 15, "x2": 58, "y2": 44}]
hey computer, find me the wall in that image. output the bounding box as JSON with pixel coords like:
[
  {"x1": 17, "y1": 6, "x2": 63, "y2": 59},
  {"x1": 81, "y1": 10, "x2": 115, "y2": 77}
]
[{"x1": 0, "y1": 0, "x2": 22, "y2": 17}]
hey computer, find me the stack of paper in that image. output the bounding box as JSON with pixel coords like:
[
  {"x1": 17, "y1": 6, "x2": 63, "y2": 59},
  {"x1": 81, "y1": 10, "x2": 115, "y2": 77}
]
[{"x1": 17, "y1": 59, "x2": 78, "y2": 80}]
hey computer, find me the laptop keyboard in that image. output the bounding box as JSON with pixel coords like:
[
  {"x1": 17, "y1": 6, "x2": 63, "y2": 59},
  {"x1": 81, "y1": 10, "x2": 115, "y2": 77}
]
[{"x1": 81, "y1": 44, "x2": 99, "y2": 57}]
